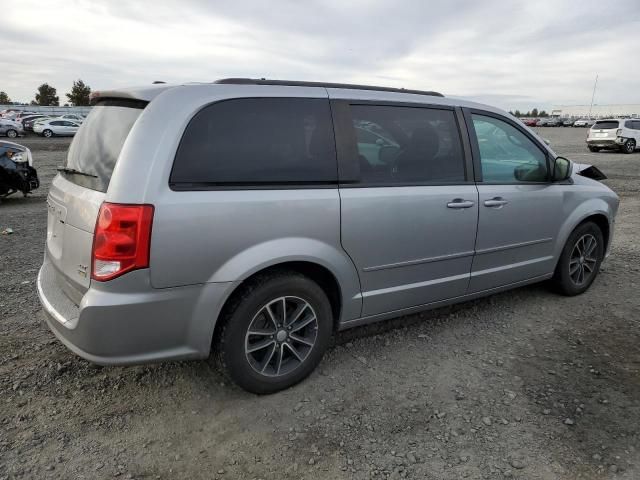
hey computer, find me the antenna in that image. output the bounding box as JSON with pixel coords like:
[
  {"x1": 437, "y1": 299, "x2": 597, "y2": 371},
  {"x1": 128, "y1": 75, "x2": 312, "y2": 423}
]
[{"x1": 588, "y1": 74, "x2": 598, "y2": 119}]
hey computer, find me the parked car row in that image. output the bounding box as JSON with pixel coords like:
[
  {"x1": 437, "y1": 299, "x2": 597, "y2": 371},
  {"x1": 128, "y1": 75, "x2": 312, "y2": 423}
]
[
  {"x1": 520, "y1": 118, "x2": 598, "y2": 128},
  {"x1": 0, "y1": 110, "x2": 86, "y2": 137}
]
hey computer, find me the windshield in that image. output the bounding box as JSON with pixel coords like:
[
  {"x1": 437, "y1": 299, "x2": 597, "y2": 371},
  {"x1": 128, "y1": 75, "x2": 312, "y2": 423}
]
[
  {"x1": 64, "y1": 99, "x2": 146, "y2": 192},
  {"x1": 592, "y1": 120, "x2": 619, "y2": 130}
]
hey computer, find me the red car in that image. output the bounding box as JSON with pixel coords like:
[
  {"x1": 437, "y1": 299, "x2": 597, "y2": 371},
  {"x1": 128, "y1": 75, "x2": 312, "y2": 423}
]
[{"x1": 522, "y1": 118, "x2": 538, "y2": 127}]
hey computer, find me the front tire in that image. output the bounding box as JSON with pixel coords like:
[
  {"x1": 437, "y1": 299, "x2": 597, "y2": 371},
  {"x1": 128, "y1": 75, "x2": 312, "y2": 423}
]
[
  {"x1": 6, "y1": 129, "x2": 18, "y2": 138},
  {"x1": 214, "y1": 271, "x2": 333, "y2": 394},
  {"x1": 551, "y1": 222, "x2": 604, "y2": 296},
  {"x1": 621, "y1": 139, "x2": 636, "y2": 154},
  {"x1": 42, "y1": 129, "x2": 53, "y2": 138}
]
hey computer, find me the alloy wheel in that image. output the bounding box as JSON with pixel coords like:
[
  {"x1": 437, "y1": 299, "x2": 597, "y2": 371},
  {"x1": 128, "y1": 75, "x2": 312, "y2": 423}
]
[
  {"x1": 569, "y1": 234, "x2": 598, "y2": 286},
  {"x1": 244, "y1": 296, "x2": 318, "y2": 377}
]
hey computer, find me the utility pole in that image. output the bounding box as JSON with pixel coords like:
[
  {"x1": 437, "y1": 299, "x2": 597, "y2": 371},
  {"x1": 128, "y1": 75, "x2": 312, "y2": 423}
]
[{"x1": 588, "y1": 74, "x2": 598, "y2": 119}]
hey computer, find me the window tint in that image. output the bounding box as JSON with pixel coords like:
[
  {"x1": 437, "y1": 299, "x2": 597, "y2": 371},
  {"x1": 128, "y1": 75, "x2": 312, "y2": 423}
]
[
  {"x1": 171, "y1": 98, "x2": 336, "y2": 186},
  {"x1": 593, "y1": 120, "x2": 619, "y2": 130},
  {"x1": 472, "y1": 114, "x2": 548, "y2": 183},
  {"x1": 349, "y1": 105, "x2": 465, "y2": 184},
  {"x1": 51, "y1": 121, "x2": 63, "y2": 126}
]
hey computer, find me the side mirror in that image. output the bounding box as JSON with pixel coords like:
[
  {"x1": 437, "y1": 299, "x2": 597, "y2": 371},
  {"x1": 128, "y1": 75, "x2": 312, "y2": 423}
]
[
  {"x1": 552, "y1": 156, "x2": 572, "y2": 182},
  {"x1": 543, "y1": 138, "x2": 551, "y2": 145}
]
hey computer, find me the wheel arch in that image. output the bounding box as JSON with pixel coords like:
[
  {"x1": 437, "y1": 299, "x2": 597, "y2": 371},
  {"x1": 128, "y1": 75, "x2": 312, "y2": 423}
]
[
  {"x1": 221, "y1": 260, "x2": 343, "y2": 329},
  {"x1": 555, "y1": 202, "x2": 614, "y2": 264}
]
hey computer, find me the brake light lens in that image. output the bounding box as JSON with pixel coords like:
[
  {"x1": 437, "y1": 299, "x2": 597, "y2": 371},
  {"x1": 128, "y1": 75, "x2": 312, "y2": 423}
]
[
  {"x1": 91, "y1": 203, "x2": 154, "y2": 281},
  {"x1": 616, "y1": 129, "x2": 622, "y2": 136}
]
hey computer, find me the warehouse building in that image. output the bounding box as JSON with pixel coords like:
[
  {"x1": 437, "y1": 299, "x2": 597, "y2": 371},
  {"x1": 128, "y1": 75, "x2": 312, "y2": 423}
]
[{"x1": 550, "y1": 104, "x2": 640, "y2": 119}]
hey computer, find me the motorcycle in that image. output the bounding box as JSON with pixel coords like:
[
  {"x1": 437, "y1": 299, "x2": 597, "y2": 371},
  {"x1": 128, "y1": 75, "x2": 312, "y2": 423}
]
[{"x1": 0, "y1": 141, "x2": 39, "y2": 199}]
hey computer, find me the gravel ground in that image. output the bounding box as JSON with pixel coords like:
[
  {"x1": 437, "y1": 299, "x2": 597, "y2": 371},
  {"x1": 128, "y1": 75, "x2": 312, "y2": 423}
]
[{"x1": 1, "y1": 129, "x2": 639, "y2": 480}]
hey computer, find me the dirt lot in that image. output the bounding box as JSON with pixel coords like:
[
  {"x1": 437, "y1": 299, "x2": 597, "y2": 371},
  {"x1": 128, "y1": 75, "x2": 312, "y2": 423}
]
[{"x1": 1, "y1": 129, "x2": 639, "y2": 480}]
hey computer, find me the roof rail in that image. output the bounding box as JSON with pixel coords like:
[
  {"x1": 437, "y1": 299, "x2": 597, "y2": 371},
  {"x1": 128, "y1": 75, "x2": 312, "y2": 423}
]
[{"x1": 214, "y1": 78, "x2": 444, "y2": 97}]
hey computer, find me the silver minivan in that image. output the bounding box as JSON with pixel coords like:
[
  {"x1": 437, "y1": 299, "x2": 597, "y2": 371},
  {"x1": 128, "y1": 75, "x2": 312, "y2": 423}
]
[{"x1": 38, "y1": 79, "x2": 619, "y2": 393}]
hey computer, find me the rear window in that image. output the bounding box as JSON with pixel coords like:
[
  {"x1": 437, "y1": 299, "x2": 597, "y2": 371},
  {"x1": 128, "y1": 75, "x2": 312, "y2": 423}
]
[
  {"x1": 592, "y1": 120, "x2": 619, "y2": 130},
  {"x1": 170, "y1": 98, "x2": 337, "y2": 187},
  {"x1": 63, "y1": 99, "x2": 146, "y2": 192}
]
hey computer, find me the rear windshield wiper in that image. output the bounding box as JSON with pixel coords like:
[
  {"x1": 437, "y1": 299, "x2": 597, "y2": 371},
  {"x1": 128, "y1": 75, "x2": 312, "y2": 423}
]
[{"x1": 57, "y1": 166, "x2": 97, "y2": 178}]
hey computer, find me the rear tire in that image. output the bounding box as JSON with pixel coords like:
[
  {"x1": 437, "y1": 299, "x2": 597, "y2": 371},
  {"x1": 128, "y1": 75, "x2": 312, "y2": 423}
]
[
  {"x1": 588, "y1": 146, "x2": 600, "y2": 152},
  {"x1": 621, "y1": 139, "x2": 636, "y2": 154},
  {"x1": 6, "y1": 129, "x2": 17, "y2": 138},
  {"x1": 551, "y1": 221, "x2": 604, "y2": 296},
  {"x1": 213, "y1": 270, "x2": 333, "y2": 394},
  {"x1": 43, "y1": 129, "x2": 53, "y2": 138}
]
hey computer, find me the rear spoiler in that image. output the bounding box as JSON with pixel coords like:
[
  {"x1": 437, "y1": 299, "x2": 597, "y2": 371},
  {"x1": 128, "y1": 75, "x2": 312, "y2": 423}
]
[{"x1": 90, "y1": 84, "x2": 174, "y2": 105}]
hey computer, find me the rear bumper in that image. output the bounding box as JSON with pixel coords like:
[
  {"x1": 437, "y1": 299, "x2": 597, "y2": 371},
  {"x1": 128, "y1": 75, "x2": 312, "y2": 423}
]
[
  {"x1": 37, "y1": 255, "x2": 235, "y2": 365},
  {"x1": 586, "y1": 139, "x2": 621, "y2": 148}
]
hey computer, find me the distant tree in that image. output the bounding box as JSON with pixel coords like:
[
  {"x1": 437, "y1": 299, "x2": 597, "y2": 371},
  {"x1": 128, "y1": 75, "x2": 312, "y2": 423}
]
[
  {"x1": 531, "y1": 108, "x2": 539, "y2": 117},
  {"x1": 514, "y1": 110, "x2": 522, "y2": 117},
  {"x1": 539, "y1": 110, "x2": 548, "y2": 117},
  {"x1": 66, "y1": 79, "x2": 91, "y2": 106},
  {"x1": 30, "y1": 100, "x2": 38, "y2": 106},
  {"x1": 0, "y1": 91, "x2": 11, "y2": 104},
  {"x1": 35, "y1": 83, "x2": 59, "y2": 106},
  {"x1": 524, "y1": 110, "x2": 531, "y2": 117}
]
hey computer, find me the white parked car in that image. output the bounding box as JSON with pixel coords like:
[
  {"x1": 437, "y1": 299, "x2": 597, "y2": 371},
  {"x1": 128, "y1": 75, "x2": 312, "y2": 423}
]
[
  {"x1": 573, "y1": 118, "x2": 595, "y2": 128},
  {"x1": 587, "y1": 119, "x2": 640, "y2": 154},
  {"x1": 58, "y1": 114, "x2": 85, "y2": 124},
  {"x1": 33, "y1": 119, "x2": 80, "y2": 138}
]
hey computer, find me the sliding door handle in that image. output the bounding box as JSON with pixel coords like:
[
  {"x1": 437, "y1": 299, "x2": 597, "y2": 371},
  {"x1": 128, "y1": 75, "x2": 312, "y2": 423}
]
[{"x1": 447, "y1": 199, "x2": 475, "y2": 209}]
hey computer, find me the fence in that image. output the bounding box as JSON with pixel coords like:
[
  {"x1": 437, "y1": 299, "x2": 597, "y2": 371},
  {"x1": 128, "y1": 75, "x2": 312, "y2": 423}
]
[{"x1": 0, "y1": 105, "x2": 92, "y2": 116}]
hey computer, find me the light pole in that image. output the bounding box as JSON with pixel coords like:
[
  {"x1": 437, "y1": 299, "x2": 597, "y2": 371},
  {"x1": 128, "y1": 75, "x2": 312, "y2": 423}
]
[{"x1": 588, "y1": 74, "x2": 598, "y2": 119}]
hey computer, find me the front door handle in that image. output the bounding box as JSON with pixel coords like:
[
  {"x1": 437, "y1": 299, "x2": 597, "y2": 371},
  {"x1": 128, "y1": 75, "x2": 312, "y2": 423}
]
[
  {"x1": 483, "y1": 197, "x2": 509, "y2": 208},
  {"x1": 447, "y1": 198, "x2": 475, "y2": 209}
]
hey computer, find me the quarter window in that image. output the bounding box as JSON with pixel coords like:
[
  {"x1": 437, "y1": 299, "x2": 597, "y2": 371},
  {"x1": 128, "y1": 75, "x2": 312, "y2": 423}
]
[
  {"x1": 349, "y1": 105, "x2": 466, "y2": 184},
  {"x1": 171, "y1": 98, "x2": 337, "y2": 186},
  {"x1": 472, "y1": 114, "x2": 548, "y2": 183}
]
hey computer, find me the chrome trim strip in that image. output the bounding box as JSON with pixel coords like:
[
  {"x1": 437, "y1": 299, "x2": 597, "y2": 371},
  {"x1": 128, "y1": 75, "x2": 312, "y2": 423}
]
[
  {"x1": 475, "y1": 237, "x2": 552, "y2": 255},
  {"x1": 358, "y1": 272, "x2": 470, "y2": 298},
  {"x1": 471, "y1": 256, "x2": 554, "y2": 277},
  {"x1": 363, "y1": 250, "x2": 475, "y2": 272}
]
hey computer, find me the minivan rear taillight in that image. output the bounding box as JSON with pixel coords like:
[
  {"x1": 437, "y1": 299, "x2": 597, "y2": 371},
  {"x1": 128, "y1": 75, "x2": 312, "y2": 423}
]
[
  {"x1": 91, "y1": 203, "x2": 154, "y2": 281},
  {"x1": 616, "y1": 129, "x2": 623, "y2": 136}
]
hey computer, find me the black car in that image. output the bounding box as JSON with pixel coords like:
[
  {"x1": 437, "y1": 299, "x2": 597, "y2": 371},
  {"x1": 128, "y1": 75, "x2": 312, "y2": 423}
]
[
  {"x1": 0, "y1": 141, "x2": 39, "y2": 198},
  {"x1": 21, "y1": 115, "x2": 49, "y2": 131}
]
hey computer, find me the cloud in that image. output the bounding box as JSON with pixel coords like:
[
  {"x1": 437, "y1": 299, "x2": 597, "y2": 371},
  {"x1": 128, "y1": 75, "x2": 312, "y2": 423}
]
[{"x1": 3, "y1": 0, "x2": 639, "y2": 111}]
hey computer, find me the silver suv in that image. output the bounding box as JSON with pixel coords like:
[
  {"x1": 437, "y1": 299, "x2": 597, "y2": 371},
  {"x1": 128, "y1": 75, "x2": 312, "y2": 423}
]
[
  {"x1": 587, "y1": 118, "x2": 640, "y2": 153},
  {"x1": 37, "y1": 79, "x2": 619, "y2": 393}
]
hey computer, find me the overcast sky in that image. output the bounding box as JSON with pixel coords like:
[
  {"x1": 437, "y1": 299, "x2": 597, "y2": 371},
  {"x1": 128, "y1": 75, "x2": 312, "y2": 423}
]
[{"x1": 4, "y1": 0, "x2": 640, "y2": 111}]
